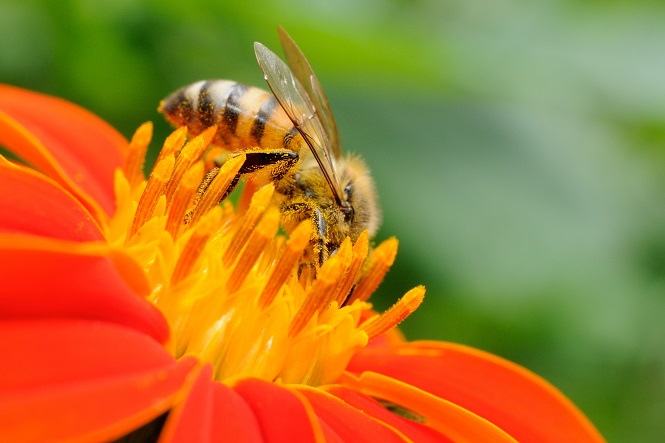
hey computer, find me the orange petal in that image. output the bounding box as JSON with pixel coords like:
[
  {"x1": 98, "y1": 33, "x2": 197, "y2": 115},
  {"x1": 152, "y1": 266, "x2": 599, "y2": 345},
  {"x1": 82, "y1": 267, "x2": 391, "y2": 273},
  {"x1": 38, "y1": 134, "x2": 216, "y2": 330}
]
[
  {"x1": 0, "y1": 84, "x2": 127, "y2": 219},
  {"x1": 342, "y1": 371, "x2": 516, "y2": 442},
  {"x1": 0, "y1": 235, "x2": 167, "y2": 343},
  {"x1": 231, "y1": 378, "x2": 324, "y2": 442},
  {"x1": 318, "y1": 421, "x2": 345, "y2": 443},
  {"x1": 323, "y1": 385, "x2": 451, "y2": 442},
  {"x1": 0, "y1": 158, "x2": 104, "y2": 240},
  {"x1": 347, "y1": 341, "x2": 605, "y2": 443},
  {"x1": 0, "y1": 320, "x2": 196, "y2": 443},
  {"x1": 160, "y1": 365, "x2": 263, "y2": 443},
  {"x1": 296, "y1": 385, "x2": 413, "y2": 443}
]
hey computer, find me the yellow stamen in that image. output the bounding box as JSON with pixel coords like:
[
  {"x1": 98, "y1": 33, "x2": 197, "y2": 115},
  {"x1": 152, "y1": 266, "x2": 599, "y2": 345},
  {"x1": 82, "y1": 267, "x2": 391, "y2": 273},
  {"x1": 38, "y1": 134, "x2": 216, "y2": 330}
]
[
  {"x1": 361, "y1": 286, "x2": 425, "y2": 341},
  {"x1": 155, "y1": 126, "x2": 188, "y2": 169},
  {"x1": 165, "y1": 161, "x2": 204, "y2": 238},
  {"x1": 226, "y1": 206, "x2": 280, "y2": 293},
  {"x1": 328, "y1": 237, "x2": 353, "y2": 301},
  {"x1": 123, "y1": 122, "x2": 153, "y2": 188},
  {"x1": 332, "y1": 230, "x2": 369, "y2": 306},
  {"x1": 258, "y1": 220, "x2": 311, "y2": 309},
  {"x1": 128, "y1": 154, "x2": 175, "y2": 239},
  {"x1": 256, "y1": 233, "x2": 286, "y2": 272},
  {"x1": 171, "y1": 206, "x2": 221, "y2": 285},
  {"x1": 164, "y1": 126, "x2": 217, "y2": 204},
  {"x1": 289, "y1": 243, "x2": 352, "y2": 337},
  {"x1": 186, "y1": 154, "x2": 245, "y2": 228},
  {"x1": 223, "y1": 184, "x2": 274, "y2": 265},
  {"x1": 237, "y1": 181, "x2": 259, "y2": 213},
  {"x1": 348, "y1": 237, "x2": 398, "y2": 303}
]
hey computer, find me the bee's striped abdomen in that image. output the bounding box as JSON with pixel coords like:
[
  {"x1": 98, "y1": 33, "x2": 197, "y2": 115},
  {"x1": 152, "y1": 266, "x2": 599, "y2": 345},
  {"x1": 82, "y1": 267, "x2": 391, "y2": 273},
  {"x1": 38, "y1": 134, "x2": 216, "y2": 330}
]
[
  {"x1": 251, "y1": 95, "x2": 279, "y2": 143},
  {"x1": 159, "y1": 80, "x2": 301, "y2": 152}
]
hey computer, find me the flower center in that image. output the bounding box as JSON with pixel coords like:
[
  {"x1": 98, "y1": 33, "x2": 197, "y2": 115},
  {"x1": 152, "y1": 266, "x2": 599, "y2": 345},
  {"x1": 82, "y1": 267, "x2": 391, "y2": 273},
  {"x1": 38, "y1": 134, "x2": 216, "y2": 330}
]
[{"x1": 109, "y1": 124, "x2": 424, "y2": 386}]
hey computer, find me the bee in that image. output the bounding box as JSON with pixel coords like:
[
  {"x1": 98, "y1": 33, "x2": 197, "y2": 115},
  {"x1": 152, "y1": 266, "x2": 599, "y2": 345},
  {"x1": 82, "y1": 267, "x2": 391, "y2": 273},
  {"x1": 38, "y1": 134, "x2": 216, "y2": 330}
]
[{"x1": 160, "y1": 27, "x2": 380, "y2": 265}]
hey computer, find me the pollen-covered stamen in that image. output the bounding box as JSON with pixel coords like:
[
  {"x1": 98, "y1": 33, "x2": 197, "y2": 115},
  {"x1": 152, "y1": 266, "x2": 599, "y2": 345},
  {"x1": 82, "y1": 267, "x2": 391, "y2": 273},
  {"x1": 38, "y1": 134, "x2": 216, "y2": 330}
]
[
  {"x1": 258, "y1": 220, "x2": 311, "y2": 308},
  {"x1": 128, "y1": 154, "x2": 175, "y2": 239},
  {"x1": 155, "y1": 126, "x2": 188, "y2": 170},
  {"x1": 227, "y1": 206, "x2": 280, "y2": 293},
  {"x1": 163, "y1": 126, "x2": 217, "y2": 204},
  {"x1": 328, "y1": 237, "x2": 354, "y2": 299},
  {"x1": 186, "y1": 154, "x2": 245, "y2": 228},
  {"x1": 171, "y1": 206, "x2": 221, "y2": 285},
  {"x1": 332, "y1": 230, "x2": 369, "y2": 306},
  {"x1": 288, "y1": 241, "x2": 353, "y2": 337},
  {"x1": 223, "y1": 184, "x2": 274, "y2": 265},
  {"x1": 123, "y1": 122, "x2": 153, "y2": 188},
  {"x1": 361, "y1": 286, "x2": 425, "y2": 341},
  {"x1": 348, "y1": 237, "x2": 398, "y2": 304},
  {"x1": 165, "y1": 161, "x2": 204, "y2": 238}
]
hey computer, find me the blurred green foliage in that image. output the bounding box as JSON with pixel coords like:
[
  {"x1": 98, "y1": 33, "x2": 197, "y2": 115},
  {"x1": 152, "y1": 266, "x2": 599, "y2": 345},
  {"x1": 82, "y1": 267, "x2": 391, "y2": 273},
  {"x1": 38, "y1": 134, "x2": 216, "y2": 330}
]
[{"x1": 3, "y1": 0, "x2": 665, "y2": 441}]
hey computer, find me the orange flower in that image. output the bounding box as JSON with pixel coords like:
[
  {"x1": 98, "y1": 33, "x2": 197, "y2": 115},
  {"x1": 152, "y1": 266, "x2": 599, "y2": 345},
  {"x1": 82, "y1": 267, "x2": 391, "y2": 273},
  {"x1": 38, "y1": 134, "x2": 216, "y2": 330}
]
[{"x1": 0, "y1": 84, "x2": 605, "y2": 442}]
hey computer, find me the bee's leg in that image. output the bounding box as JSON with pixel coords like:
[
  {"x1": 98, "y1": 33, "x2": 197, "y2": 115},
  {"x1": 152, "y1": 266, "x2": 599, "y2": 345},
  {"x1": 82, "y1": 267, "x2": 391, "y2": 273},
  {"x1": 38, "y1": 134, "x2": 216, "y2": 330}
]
[
  {"x1": 214, "y1": 150, "x2": 298, "y2": 174},
  {"x1": 214, "y1": 150, "x2": 299, "y2": 200},
  {"x1": 280, "y1": 201, "x2": 328, "y2": 270},
  {"x1": 185, "y1": 150, "x2": 298, "y2": 225},
  {"x1": 299, "y1": 205, "x2": 329, "y2": 266},
  {"x1": 312, "y1": 207, "x2": 328, "y2": 266}
]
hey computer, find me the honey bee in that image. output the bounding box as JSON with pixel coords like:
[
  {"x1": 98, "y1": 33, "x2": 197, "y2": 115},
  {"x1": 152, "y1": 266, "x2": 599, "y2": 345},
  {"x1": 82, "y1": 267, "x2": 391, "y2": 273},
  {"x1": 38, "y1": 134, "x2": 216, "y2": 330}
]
[{"x1": 160, "y1": 27, "x2": 380, "y2": 265}]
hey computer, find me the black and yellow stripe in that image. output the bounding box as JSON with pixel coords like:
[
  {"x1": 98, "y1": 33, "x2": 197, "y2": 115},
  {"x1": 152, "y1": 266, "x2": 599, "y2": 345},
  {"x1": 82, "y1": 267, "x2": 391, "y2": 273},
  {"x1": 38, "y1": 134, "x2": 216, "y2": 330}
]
[
  {"x1": 251, "y1": 95, "x2": 279, "y2": 144},
  {"x1": 160, "y1": 80, "x2": 301, "y2": 152}
]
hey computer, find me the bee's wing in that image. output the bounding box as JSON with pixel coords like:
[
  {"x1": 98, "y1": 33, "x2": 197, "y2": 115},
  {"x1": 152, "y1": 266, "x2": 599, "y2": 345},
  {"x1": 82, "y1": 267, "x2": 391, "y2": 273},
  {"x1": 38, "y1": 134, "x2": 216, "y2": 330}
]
[
  {"x1": 254, "y1": 41, "x2": 344, "y2": 205},
  {"x1": 277, "y1": 26, "x2": 342, "y2": 157}
]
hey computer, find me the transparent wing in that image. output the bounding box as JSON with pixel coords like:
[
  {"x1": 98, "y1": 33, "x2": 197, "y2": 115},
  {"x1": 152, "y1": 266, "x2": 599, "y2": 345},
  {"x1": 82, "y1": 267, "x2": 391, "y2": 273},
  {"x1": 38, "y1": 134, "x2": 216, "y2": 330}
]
[
  {"x1": 277, "y1": 26, "x2": 342, "y2": 157},
  {"x1": 254, "y1": 40, "x2": 344, "y2": 204}
]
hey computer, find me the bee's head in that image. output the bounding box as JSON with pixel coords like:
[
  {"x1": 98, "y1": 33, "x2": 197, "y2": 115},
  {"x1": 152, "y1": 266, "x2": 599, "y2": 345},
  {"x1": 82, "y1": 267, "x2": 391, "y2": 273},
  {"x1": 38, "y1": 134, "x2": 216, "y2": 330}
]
[{"x1": 336, "y1": 155, "x2": 381, "y2": 240}]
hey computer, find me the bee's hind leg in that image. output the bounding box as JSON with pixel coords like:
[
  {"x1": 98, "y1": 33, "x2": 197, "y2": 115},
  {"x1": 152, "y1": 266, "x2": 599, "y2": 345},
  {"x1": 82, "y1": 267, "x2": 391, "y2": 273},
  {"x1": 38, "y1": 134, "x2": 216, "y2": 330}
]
[
  {"x1": 212, "y1": 149, "x2": 299, "y2": 200},
  {"x1": 183, "y1": 149, "x2": 299, "y2": 225}
]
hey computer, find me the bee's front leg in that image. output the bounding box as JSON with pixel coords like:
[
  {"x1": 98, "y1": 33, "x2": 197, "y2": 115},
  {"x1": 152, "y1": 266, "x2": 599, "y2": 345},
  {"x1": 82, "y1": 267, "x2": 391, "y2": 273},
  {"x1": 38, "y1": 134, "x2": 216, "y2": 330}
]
[{"x1": 281, "y1": 201, "x2": 329, "y2": 268}]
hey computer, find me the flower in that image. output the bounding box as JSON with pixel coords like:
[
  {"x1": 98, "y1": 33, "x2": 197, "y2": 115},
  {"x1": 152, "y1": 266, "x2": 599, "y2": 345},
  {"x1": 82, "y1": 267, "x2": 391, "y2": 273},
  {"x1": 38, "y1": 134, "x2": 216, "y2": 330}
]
[{"x1": 0, "y1": 84, "x2": 605, "y2": 442}]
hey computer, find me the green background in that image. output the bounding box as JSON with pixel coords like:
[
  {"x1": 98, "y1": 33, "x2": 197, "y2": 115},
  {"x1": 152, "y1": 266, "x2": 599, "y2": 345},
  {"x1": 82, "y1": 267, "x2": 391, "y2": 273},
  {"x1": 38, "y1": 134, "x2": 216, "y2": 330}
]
[{"x1": 3, "y1": 0, "x2": 665, "y2": 441}]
